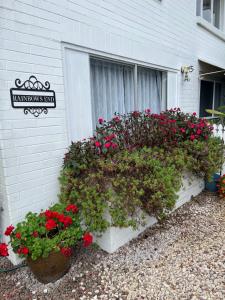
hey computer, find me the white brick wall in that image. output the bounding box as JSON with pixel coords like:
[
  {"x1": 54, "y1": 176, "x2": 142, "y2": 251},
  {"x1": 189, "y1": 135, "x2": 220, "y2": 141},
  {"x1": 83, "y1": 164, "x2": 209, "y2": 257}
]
[{"x1": 0, "y1": 0, "x2": 225, "y2": 264}]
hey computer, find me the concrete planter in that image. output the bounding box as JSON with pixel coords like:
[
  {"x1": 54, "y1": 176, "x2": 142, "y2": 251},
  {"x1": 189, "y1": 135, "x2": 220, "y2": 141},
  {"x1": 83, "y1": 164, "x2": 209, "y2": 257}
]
[{"x1": 95, "y1": 173, "x2": 204, "y2": 253}]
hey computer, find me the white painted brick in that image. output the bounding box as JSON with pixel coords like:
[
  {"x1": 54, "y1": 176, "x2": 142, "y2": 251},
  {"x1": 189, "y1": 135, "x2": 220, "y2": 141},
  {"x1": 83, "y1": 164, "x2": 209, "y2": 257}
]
[{"x1": 1, "y1": 0, "x2": 225, "y2": 264}]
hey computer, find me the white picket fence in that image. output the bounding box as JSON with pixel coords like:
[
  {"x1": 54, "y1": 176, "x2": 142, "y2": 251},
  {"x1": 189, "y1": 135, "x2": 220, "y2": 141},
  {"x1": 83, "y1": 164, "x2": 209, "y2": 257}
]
[
  {"x1": 212, "y1": 123, "x2": 225, "y2": 174},
  {"x1": 213, "y1": 124, "x2": 225, "y2": 141}
]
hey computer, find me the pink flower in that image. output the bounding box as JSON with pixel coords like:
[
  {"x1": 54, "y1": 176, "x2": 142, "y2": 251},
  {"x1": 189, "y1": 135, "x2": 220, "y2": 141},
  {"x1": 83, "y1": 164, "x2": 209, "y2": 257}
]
[
  {"x1": 180, "y1": 128, "x2": 185, "y2": 133},
  {"x1": 145, "y1": 108, "x2": 151, "y2": 114},
  {"x1": 193, "y1": 112, "x2": 197, "y2": 116},
  {"x1": 196, "y1": 129, "x2": 202, "y2": 135},
  {"x1": 111, "y1": 143, "x2": 118, "y2": 149},
  {"x1": 189, "y1": 123, "x2": 195, "y2": 129},
  {"x1": 190, "y1": 134, "x2": 196, "y2": 141},
  {"x1": 95, "y1": 141, "x2": 101, "y2": 148},
  {"x1": 105, "y1": 134, "x2": 116, "y2": 141},
  {"x1": 104, "y1": 142, "x2": 111, "y2": 149},
  {"x1": 132, "y1": 111, "x2": 140, "y2": 117},
  {"x1": 113, "y1": 116, "x2": 120, "y2": 122},
  {"x1": 98, "y1": 117, "x2": 104, "y2": 124}
]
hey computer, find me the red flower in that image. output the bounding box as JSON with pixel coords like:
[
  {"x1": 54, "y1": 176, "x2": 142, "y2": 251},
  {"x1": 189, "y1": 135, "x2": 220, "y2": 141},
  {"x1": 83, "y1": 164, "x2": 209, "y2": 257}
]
[
  {"x1": 104, "y1": 142, "x2": 111, "y2": 149},
  {"x1": 0, "y1": 243, "x2": 9, "y2": 257},
  {"x1": 190, "y1": 134, "x2": 196, "y2": 141},
  {"x1": 95, "y1": 141, "x2": 101, "y2": 148},
  {"x1": 44, "y1": 210, "x2": 53, "y2": 219},
  {"x1": 83, "y1": 232, "x2": 93, "y2": 247},
  {"x1": 196, "y1": 129, "x2": 202, "y2": 135},
  {"x1": 32, "y1": 231, "x2": 39, "y2": 237},
  {"x1": 98, "y1": 117, "x2": 104, "y2": 124},
  {"x1": 15, "y1": 232, "x2": 21, "y2": 239},
  {"x1": 60, "y1": 247, "x2": 72, "y2": 257},
  {"x1": 180, "y1": 128, "x2": 185, "y2": 133},
  {"x1": 63, "y1": 216, "x2": 73, "y2": 228},
  {"x1": 111, "y1": 143, "x2": 118, "y2": 149},
  {"x1": 66, "y1": 204, "x2": 78, "y2": 214},
  {"x1": 45, "y1": 219, "x2": 57, "y2": 231},
  {"x1": 4, "y1": 225, "x2": 14, "y2": 236},
  {"x1": 145, "y1": 108, "x2": 151, "y2": 114},
  {"x1": 193, "y1": 112, "x2": 197, "y2": 116},
  {"x1": 57, "y1": 213, "x2": 65, "y2": 223},
  {"x1": 52, "y1": 211, "x2": 60, "y2": 219},
  {"x1": 105, "y1": 134, "x2": 116, "y2": 141},
  {"x1": 17, "y1": 246, "x2": 29, "y2": 255}
]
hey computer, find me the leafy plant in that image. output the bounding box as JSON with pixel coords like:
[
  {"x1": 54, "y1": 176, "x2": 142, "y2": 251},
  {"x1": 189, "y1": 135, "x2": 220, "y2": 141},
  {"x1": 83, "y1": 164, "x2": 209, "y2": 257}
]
[
  {"x1": 59, "y1": 109, "x2": 224, "y2": 233},
  {"x1": 0, "y1": 203, "x2": 93, "y2": 260},
  {"x1": 64, "y1": 109, "x2": 214, "y2": 175}
]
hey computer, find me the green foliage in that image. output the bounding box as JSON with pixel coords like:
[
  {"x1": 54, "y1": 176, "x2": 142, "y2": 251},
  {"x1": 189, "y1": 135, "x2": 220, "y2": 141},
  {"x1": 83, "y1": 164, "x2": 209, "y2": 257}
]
[
  {"x1": 182, "y1": 137, "x2": 224, "y2": 180},
  {"x1": 9, "y1": 203, "x2": 85, "y2": 260},
  {"x1": 59, "y1": 137, "x2": 224, "y2": 232}
]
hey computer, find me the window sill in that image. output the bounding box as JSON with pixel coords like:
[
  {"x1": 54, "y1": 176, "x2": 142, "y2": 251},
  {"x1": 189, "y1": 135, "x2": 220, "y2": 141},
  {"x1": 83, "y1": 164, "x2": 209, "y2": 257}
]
[{"x1": 196, "y1": 16, "x2": 225, "y2": 42}]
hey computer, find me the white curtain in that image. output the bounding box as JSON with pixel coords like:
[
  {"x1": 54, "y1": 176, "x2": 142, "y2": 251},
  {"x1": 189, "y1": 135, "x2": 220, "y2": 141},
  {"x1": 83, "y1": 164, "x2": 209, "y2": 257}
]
[
  {"x1": 137, "y1": 67, "x2": 162, "y2": 113},
  {"x1": 90, "y1": 59, "x2": 162, "y2": 127}
]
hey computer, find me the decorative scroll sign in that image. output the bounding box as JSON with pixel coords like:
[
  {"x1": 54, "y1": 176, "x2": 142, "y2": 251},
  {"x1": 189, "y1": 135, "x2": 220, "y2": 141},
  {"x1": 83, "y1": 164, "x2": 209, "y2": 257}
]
[{"x1": 10, "y1": 76, "x2": 56, "y2": 117}]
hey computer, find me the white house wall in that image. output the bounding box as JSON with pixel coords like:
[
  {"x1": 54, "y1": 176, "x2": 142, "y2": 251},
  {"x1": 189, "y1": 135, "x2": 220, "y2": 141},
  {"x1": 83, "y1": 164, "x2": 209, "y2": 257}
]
[{"x1": 1, "y1": 0, "x2": 225, "y2": 263}]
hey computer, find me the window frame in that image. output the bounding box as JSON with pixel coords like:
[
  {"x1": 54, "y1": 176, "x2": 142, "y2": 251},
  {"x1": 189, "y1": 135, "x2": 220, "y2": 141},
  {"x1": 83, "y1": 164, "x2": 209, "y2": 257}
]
[
  {"x1": 62, "y1": 42, "x2": 179, "y2": 143},
  {"x1": 199, "y1": 78, "x2": 224, "y2": 118},
  {"x1": 89, "y1": 55, "x2": 167, "y2": 121},
  {"x1": 197, "y1": 0, "x2": 224, "y2": 30}
]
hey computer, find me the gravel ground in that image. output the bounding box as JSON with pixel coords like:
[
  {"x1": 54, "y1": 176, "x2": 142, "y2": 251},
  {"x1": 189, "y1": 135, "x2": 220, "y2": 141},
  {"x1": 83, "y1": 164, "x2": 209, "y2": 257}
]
[{"x1": 1, "y1": 191, "x2": 225, "y2": 300}]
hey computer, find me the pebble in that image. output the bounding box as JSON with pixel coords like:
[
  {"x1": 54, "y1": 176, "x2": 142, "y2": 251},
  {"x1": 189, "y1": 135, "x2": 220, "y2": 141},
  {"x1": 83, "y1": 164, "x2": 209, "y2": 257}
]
[{"x1": 1, "y1": 192, "x2": 225, "y2": 300}]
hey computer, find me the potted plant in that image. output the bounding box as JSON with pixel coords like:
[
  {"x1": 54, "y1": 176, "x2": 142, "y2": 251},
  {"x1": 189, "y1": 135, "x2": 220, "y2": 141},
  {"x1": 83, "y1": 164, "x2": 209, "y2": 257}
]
[{"x1": 0, "y1": 203, "x2": 93, "y2": 283}]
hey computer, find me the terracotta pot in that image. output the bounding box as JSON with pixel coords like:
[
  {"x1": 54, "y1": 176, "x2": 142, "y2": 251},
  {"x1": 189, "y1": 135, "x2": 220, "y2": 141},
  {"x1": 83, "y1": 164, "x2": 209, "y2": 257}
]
[{"x1": 27, "y1": 251, "x2": 71, "y2": 284}]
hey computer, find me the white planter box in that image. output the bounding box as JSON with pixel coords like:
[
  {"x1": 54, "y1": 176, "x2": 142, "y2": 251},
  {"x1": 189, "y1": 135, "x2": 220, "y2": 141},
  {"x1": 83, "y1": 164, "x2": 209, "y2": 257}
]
[{"x1": 95, "y1": 174, "x2": 204, "y2": 253}]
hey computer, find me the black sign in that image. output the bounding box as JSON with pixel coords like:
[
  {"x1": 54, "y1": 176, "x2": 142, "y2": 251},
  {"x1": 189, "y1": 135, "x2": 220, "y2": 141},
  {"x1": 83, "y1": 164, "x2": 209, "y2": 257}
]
[{"x1": 10, "y1": 76, "x2": 56, "y2": 117}]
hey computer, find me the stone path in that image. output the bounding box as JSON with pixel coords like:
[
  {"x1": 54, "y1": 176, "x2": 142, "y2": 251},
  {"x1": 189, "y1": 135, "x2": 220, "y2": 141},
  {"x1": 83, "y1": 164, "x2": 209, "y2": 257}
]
[{"x1": 1, "y1": 191, "x2": 225, "y2": 299}]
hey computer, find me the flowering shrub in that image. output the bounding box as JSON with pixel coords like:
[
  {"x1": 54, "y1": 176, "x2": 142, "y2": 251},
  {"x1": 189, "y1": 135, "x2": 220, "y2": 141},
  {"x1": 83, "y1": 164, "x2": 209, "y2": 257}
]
[
  {"x1": 217, "y1": 174, "x2": 225, "y2": 198},
  {"x1": 64, "y1": 109, "x2": 213, "y2": 173},
  {"x1": 59, "y1": 109, "x2": 224, "y2": 232},
  {"x1": 0, "y1": 203, "x2": 93, "y2": 260},
  {"x1": 60, "y1": 139, "x2": 223, "y2": 232}
]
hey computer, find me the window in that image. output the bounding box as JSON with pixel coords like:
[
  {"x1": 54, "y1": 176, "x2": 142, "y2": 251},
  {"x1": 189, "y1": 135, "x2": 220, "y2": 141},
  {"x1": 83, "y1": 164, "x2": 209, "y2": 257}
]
[
  {"x1": 197, "y1": 0, "x2": 223, "y2": 29},
  {"x1": 200, "y1": 80, "x2": 224, "y2": 117},
  {"x1": 90, "y1": 58, "x2": 165, "y2": 127}
]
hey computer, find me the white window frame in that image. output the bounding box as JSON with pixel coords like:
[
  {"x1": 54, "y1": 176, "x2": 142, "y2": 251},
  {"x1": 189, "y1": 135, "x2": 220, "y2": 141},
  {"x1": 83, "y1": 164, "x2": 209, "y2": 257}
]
[
  {"x1": 89, "y1": 55, "x2": 167, "y2": 113},
  {"x1": 197, "y1": 0, "x2": 224, "y2": 30},
  {"x1": 62, "y1": 43, "x2": 179, "y2": 143}
]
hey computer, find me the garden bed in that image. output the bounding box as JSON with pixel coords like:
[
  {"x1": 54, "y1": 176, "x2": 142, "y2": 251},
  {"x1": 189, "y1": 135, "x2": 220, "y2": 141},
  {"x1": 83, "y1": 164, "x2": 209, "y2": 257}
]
[
  {"x1": 60, "y1": 109, "x2": 224, "y2": 256},
  {"x1": 95, "y1": 173, "x2": 204, "y2": 253}
]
